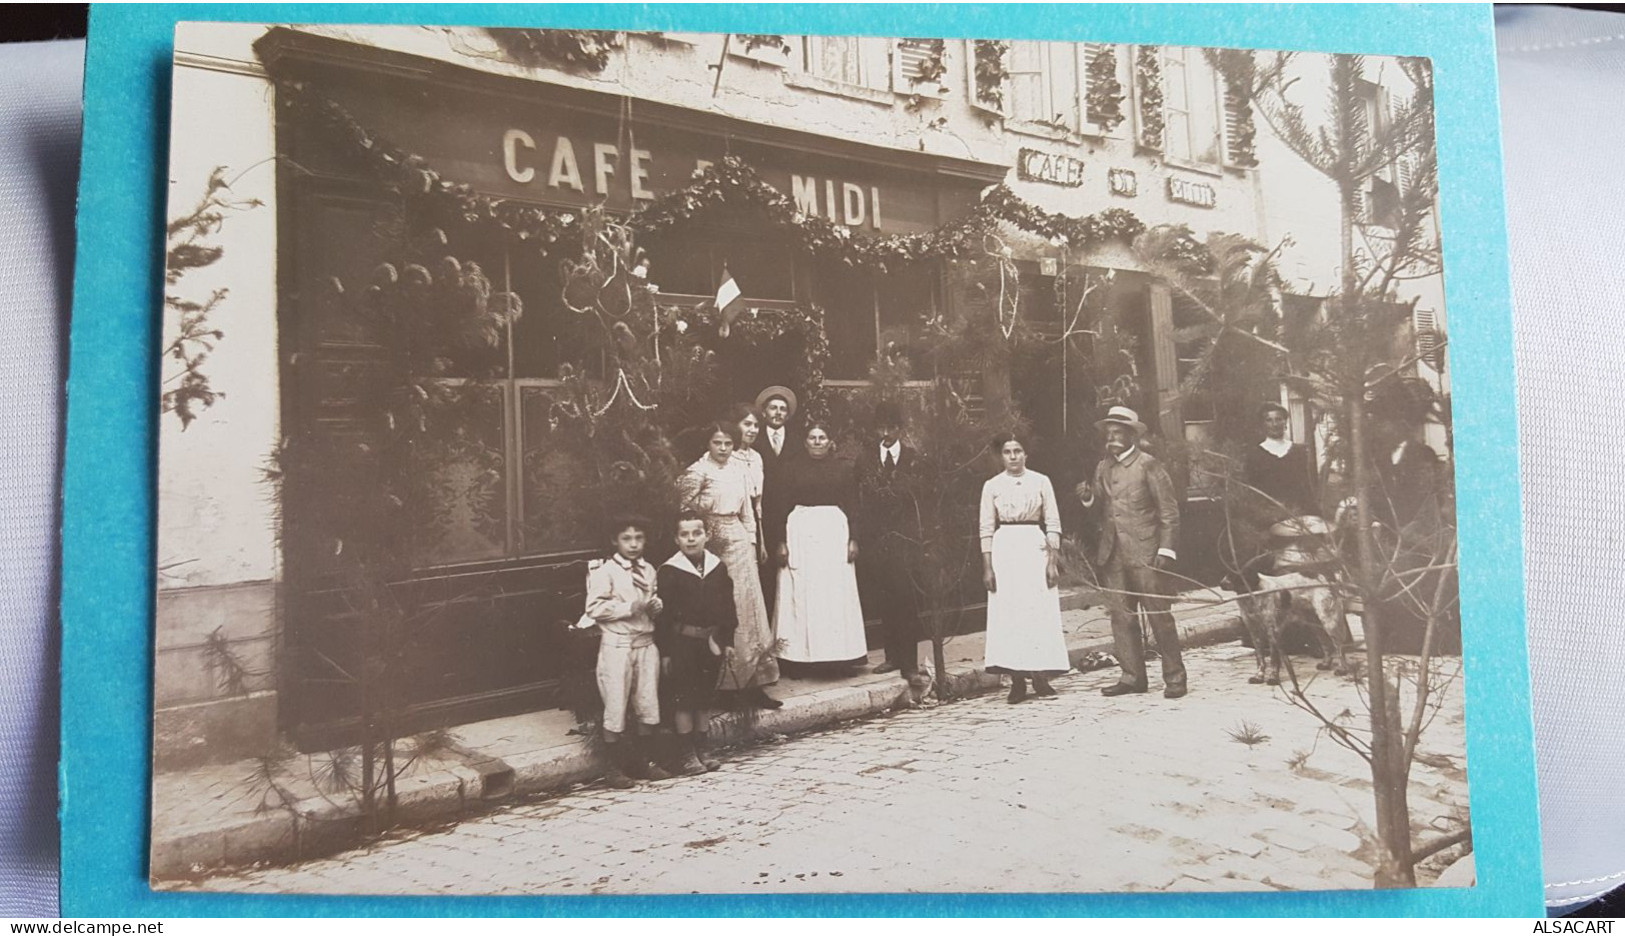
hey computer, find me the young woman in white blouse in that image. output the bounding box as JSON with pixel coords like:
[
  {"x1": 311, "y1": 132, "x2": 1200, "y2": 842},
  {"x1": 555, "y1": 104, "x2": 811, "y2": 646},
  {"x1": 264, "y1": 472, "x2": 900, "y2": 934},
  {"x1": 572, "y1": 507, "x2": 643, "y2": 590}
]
[{"x1": 979, "y1": 432, "x2": 1071, "y2": 703}]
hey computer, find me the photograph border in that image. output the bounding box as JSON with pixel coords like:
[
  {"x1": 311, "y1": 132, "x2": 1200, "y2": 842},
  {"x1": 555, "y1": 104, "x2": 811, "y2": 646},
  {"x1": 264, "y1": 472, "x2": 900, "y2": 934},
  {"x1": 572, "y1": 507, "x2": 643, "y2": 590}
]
[{"x1": 62, "y1": 2, "x2": 1539, "y2": 916}]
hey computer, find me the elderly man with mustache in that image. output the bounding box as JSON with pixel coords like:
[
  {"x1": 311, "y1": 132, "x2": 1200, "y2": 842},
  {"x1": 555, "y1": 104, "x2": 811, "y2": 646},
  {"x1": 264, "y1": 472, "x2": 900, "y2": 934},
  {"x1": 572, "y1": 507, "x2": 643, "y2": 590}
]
[{"x1": 1075, "y1": 406, "x2": 1188, "y2": 699}]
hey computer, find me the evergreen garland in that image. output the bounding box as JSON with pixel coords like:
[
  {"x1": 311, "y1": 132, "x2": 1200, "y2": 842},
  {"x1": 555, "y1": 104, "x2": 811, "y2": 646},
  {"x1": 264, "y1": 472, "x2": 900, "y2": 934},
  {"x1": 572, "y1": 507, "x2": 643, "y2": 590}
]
[
  {"x1": 1136, "y1": 45, "x2": 1165, "y2": 152},
  {"x1": 972, "y1": 40, "x2": 1011, "y2": 112},
  {"x1": 277, "y1": 80, "x2": 1148, "y2": 269},
  {"x1": 1085, "y1": 46, "x2": 1127, "y2": 133},
  {"x1": 484, "y1": 28, "x2": 624, "y2": 73},
  {"x1": 736, "y1": 34, "x2": 792, "y2": 56}
]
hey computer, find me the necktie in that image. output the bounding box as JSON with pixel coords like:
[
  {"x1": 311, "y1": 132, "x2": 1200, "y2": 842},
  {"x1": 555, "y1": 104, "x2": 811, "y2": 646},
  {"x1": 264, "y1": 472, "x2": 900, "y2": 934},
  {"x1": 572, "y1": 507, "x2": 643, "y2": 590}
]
[
  {"x1": 771, "y1": 429, "x2": 783, "y2": 454},
  {"x1": 884, "y1": 449, "x2": 896, "y2": 470},
  {"x1": 631, "y1": 560, "x2": 651, "y2": 598}
]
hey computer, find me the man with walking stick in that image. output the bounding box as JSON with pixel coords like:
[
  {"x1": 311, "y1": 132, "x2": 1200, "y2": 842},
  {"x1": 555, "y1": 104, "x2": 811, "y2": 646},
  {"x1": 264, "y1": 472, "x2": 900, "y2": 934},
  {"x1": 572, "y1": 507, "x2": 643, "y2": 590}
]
[{"x1": 1075, "y1": 406, "x2": 1188, "y2": 699}]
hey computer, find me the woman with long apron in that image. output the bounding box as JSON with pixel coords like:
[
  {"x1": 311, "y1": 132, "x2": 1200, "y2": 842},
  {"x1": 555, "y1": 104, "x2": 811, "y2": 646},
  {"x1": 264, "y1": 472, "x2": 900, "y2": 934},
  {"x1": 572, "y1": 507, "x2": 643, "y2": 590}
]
[
  {"x1": 679, "y1": 422, "x2": 782, "y2": 710},
  {"x1": 769, "y1": 421, "x2": 868, "y2": 674},
  {"x1": 980, "y1": 432, "x2": 1070, "y2": 703}
]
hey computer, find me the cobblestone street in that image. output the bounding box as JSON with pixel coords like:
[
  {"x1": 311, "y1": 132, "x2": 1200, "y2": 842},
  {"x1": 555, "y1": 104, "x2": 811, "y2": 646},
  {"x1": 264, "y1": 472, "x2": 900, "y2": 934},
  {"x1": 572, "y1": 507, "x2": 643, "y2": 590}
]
[{"x1": 199, "y1": 644, "x2": 1470, "y2": 896}]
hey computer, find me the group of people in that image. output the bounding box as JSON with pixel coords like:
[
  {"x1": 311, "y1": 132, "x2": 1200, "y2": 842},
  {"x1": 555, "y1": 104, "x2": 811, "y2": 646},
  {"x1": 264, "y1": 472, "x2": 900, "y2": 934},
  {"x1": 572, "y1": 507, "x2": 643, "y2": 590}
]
[
  {"x1": 579, "y1": 391, "x2": 1331, "y2": 785},
  {"x1": 579, "y1": 386, "x2": 925, "y2": 787}
]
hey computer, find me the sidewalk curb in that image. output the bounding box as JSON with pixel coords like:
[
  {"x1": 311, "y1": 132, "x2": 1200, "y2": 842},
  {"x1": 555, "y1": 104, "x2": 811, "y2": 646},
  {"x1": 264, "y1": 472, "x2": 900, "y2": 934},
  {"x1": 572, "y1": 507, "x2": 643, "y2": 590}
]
[{"x1": 151, "y1": 610, "x2": 1242, "y2": 881}]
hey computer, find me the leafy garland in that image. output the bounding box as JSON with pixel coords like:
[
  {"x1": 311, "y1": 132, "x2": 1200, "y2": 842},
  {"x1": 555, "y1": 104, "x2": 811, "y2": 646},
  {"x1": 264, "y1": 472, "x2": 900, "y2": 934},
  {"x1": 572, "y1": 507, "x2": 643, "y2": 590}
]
[
  {"x1": 278, "y1": 80, "x2": 1148, "y2": 270},
  {"x1": 972, "y1": 40, "x2": 1011, "y2": 112},
  {"x1": 736, "y1": 34, "x2": 792, "y2": 57},
  {"x1": 1085, "y1": 46, "x2": 1127, "y2": 133},
  {"x1": 484, "y1": 29, "x2": 624, "y2": 73},
  {"x1": 1135, "y1": 45, "x2": 1165, "y2": 152}
]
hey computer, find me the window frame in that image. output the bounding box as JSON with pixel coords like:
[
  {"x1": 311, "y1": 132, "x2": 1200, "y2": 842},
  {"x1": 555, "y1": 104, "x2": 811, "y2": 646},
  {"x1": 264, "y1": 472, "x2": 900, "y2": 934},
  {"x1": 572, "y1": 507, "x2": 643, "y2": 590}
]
[
  {"x1": 992, "y1": 41, "x2": 1128, "y2": 141},
  {"x1": 1158, "y1": 45, "x2": 1227, "y2": 174}
]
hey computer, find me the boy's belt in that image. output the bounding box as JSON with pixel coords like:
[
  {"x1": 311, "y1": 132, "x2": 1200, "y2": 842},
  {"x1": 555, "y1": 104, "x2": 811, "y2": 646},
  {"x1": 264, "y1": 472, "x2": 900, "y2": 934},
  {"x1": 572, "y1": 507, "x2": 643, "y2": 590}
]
[
  {"x1": 676, "y1": 624, "x2": 716, "y2": 640},
  {"x1": 599, "y1": 631, "x2": 656, "y2": 649}
]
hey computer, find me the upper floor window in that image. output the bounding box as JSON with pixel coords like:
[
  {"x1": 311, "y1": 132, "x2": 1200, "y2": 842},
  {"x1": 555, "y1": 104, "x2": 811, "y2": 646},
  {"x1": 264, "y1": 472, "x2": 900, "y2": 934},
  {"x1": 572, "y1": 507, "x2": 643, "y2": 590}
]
[
  {"x1": 803, "y1": 35, "x2": 891, "y2": 92},
  {"x1": 1161, "y1": 45, "x2": 1224, "y2": 167},
  {"x1": 986, "y1": 42, "x2": 1124, "y2": 137}
]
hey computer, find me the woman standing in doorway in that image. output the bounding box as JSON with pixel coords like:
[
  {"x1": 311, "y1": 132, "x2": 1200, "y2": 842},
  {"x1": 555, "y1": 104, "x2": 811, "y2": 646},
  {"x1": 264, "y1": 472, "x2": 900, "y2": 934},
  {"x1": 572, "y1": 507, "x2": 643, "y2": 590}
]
[
  {"x1": 769, "y1": 421, "x2": 868, "y2": 674},
  {"x1": 679, "y1": 421, "x2": 781, "y2": 710},
  {"x1": 980, "y1": 431, "x2": 1070, "y2": 703}
]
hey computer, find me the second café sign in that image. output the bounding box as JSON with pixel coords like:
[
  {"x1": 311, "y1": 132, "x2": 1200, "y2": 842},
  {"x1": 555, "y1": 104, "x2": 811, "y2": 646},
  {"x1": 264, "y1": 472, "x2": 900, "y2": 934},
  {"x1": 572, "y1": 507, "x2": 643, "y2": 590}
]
[{"x1": 1016, "y1": 148, "x2": 1086, "y2": 188}]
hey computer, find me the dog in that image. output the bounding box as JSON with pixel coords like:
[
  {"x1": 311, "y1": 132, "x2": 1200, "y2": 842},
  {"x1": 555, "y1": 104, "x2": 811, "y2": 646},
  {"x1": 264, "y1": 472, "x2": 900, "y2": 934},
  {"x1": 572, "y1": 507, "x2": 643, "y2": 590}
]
[{"x1": 1234, "y1": 570, "x2": 1352, "y2": 685}]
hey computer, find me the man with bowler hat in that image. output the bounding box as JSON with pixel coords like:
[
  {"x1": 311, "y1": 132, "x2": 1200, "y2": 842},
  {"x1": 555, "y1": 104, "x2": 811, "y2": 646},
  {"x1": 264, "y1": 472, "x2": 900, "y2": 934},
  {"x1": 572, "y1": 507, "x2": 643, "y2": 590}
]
[{"x1": 1075, "y1": 405, "x2": 1188, "y2": 699}]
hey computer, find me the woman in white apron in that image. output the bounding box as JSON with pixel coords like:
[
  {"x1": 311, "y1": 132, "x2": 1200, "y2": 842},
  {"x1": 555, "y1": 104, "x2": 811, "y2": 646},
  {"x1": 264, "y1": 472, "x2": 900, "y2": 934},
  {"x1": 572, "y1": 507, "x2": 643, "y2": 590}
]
[
  {"x1": 980, "y1": 432, "x2": 1070, "y2": 703},
  {"x1": 769, "y1": 421, "x2": 868, "y2": 673}
]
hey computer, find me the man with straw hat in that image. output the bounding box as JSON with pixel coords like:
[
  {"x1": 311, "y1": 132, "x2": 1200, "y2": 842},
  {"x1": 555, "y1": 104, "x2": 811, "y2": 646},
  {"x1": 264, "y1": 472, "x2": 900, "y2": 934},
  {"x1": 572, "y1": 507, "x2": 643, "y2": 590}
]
[
  {"x1": 1075, "y1": 405, "x2": 1188, "y2": 699},
  {"x1": 753, "y1": 386, "x2": 802, "y2": 617}
]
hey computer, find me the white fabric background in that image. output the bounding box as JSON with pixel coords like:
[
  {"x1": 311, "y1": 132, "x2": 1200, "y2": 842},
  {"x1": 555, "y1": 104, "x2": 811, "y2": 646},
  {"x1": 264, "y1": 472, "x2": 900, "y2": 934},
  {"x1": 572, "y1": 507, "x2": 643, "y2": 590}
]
[
  {"x1": 1496, "y1": 5, "x2": 1625, "y2": 912},
  {"x1": 0, "y1": 38, "x2": 80, "y2": 918},
  {"x1": 5, "y1": 7, "x2": 1625, "y2": 915}
]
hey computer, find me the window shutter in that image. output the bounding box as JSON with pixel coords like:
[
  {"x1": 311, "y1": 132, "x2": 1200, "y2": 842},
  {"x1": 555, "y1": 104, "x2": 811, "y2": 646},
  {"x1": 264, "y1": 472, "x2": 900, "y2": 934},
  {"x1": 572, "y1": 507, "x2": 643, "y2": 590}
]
[
  {"x1": 1414, "y1": 307, "x2": 1440, "y2": 368},
  {"x1": 1352, "y1": 179, "x2": 1372, "y2": 227},
  {"x1": 1397, "y1": 152, "x2": 1415, "y2": 198},
  {"x1": 893, "y1": 38, "x2": 947, "y2": 97}
]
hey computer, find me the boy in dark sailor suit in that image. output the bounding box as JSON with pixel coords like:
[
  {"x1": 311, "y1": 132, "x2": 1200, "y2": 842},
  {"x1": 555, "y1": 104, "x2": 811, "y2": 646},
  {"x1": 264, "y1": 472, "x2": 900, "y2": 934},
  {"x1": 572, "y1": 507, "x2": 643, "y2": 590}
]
[{"x1": 655, "y1": 511, "x2": 739, "y2": 775}]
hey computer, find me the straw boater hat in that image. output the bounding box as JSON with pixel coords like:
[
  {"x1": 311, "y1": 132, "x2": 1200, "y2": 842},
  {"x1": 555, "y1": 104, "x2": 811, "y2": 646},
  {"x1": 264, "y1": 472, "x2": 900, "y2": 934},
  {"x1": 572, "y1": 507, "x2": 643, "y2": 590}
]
[
  {"x1": 1094, "y1": 405, "x2": 1147, "y2": 436},
  {"x1": 755, "y1": 385, "x2": 798, "y2": 418}
]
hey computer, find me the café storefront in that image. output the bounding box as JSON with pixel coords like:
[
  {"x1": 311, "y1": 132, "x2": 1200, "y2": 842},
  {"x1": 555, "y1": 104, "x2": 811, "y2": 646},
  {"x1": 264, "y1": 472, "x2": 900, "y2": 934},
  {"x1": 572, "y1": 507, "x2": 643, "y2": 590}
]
[{"x1": 257, "y1": 29, "x2": 1023, "y2": 747}]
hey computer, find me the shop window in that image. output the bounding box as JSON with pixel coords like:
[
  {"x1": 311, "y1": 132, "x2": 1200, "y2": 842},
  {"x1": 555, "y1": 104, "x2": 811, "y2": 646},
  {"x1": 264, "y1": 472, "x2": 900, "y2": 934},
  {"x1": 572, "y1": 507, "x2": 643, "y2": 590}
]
[
  {"x1": 815, "y1": 260, "x2": 877, "y2": 380},
  {"x1": 639, "y1": 230, "x2": 796, "y2": 302},
  {"x1": 803, "y1": 35, "x2": 890, "y2": 92},
  {"x1": 876, "y1": 264, "x2": 939, "y2": 374},
  {"x1": 816, "y1": 260, "x2": 940, "y2": 381},
  {"x1": 1161, "y1": 45, "x2": 1224, "y2": 166}
]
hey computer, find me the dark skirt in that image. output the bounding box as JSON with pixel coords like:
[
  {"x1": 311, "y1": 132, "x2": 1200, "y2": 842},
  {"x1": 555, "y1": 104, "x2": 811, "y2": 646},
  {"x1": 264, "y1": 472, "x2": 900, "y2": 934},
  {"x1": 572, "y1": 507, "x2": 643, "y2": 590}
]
[{"x1": 665, "y1": 634, "x2": 723, "y2": 708}]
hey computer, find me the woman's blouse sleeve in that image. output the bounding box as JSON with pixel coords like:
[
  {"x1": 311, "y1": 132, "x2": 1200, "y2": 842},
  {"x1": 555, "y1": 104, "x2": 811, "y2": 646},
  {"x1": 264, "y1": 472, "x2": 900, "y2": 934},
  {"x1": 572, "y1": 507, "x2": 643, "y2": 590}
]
[
  {"x1": 677, "y1": 463, "x2": 705, "y2": 514},
  {"x1": 1041, "y1": 475, "x2": 1062, "y2": 549},
  {"x1": 737, "y1": 461, "x2": 759, "y2": 542},
  {"x1": 979, "y1": 477, "x2": 996, "y2": 553}
]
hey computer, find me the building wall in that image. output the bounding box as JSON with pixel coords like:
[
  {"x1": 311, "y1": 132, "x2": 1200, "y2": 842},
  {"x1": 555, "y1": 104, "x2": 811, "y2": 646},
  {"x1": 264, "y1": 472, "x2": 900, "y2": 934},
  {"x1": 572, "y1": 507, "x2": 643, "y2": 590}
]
[{"x1": 155, "y1": 26, "x2": 282, "y2": 768}]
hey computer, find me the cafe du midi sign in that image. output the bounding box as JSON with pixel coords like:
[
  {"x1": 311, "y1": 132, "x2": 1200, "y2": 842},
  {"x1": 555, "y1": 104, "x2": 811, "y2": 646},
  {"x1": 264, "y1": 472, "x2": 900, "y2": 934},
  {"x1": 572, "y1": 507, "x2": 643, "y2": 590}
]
[{"x1": 493, "y1": 121, "x2": 925, "y2": 233}]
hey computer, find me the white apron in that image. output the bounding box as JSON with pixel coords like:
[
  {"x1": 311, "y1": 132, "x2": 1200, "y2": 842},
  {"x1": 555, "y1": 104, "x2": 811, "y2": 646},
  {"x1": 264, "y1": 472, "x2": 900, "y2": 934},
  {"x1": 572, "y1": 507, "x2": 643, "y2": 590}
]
[
  {"x1": 984, "y1": 524, "x2": 1070, "y2": 674},
  {"x1": 775, "y1": 505, "x2": 868, "y2": 663}
]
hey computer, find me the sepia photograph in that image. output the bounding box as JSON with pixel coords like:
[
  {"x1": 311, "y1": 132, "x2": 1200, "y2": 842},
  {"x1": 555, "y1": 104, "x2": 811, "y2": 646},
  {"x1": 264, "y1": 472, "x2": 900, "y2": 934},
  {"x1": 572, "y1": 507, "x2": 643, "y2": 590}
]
[{"x1": 153, "y1": 21, "x2": 1467, "y2": 896}]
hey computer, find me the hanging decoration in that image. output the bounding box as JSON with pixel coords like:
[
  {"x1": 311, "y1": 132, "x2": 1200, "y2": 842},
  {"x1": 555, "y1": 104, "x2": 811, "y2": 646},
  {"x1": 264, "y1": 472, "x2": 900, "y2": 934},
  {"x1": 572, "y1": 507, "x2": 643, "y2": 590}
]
[
  {"x1": 1085, "y1": 46, "x2": 1127, "y2": 133},
  {"x1": 1136, "y1": 45, "x2": 1165, "y2": 153}
]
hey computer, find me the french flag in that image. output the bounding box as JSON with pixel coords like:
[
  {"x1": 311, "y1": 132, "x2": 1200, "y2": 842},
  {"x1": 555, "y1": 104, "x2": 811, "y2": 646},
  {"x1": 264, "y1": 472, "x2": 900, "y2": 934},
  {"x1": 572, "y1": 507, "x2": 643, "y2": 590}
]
[{"x1": 715, "y1": 266, "x2": 743, "y2": 338}]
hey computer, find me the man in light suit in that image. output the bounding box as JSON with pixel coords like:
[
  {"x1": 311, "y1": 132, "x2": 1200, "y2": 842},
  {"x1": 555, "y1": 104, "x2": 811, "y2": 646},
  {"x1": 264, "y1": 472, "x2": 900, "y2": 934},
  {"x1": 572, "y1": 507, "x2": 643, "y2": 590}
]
[{"x1": 1075, "y1": 406, "x2": 1188, "y2": 699}]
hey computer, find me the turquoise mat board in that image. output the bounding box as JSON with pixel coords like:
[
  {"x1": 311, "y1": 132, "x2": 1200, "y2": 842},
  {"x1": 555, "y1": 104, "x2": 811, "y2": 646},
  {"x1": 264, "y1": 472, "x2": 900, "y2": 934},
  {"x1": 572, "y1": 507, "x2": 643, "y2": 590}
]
[{"x1": 62, "y1": 3, "x2": 1539, "y2": 915}]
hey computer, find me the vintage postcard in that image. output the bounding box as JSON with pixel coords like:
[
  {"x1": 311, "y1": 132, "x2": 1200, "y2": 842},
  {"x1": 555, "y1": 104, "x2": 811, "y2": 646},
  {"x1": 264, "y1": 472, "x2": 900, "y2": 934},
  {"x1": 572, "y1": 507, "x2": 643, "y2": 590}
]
[{"x1": 152, "y1": 20, "x2": 1470, "y2": 896}]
